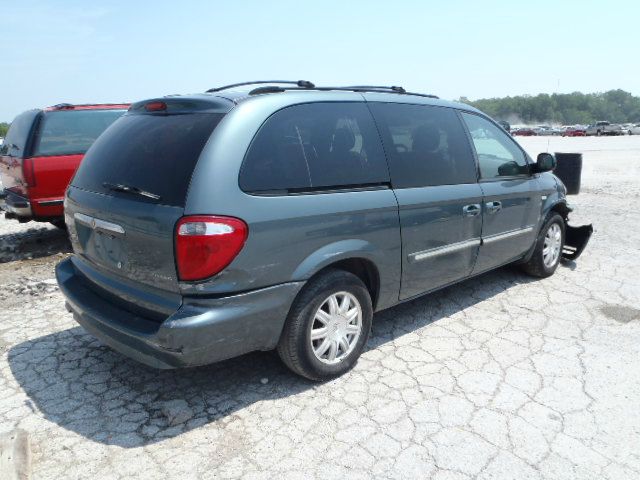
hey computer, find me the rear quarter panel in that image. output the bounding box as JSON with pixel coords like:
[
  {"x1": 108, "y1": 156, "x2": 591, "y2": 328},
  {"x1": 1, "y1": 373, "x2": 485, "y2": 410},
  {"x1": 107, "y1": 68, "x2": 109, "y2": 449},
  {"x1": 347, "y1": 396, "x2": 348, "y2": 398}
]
[
  {"x1": 29, "y1": 153, "x2": 82, "y2": 217},
  {"x1": 185, "y1": 92, "x2": 402, "y2": 311}
]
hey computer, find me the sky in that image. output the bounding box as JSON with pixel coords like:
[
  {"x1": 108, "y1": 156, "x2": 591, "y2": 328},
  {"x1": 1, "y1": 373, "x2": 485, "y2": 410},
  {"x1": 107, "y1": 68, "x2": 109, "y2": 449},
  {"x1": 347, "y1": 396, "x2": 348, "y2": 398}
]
[{"x1": 1, "y1": 0, "x2": 639, "y2": 121}]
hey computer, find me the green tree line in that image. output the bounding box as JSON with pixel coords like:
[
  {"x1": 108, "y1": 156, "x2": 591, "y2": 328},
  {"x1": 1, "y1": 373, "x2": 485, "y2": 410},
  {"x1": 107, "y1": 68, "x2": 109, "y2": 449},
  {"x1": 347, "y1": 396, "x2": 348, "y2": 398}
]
[
  {"x1": 459, "y1": 89, "x2": 640, "y2": 125},
  {"x1": 1, "y1": 90, "x2": 638, "y2": 135}
]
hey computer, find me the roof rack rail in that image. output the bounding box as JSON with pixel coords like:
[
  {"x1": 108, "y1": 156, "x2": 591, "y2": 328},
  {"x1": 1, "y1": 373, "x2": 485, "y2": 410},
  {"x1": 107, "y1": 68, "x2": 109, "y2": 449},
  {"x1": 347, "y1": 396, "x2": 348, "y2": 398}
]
[
  {"x1": 249, "y1": 86, "x2": 287, "y2": 95},
  {"x1": 245, "y1": 85, "x2": 439, "y2": 99},
  {"x1": 206, "y1": 80, "x2": 315, "y2": 93},
  {"x1": 345, "y1": 85, "x2": 406, "y2": 93}
]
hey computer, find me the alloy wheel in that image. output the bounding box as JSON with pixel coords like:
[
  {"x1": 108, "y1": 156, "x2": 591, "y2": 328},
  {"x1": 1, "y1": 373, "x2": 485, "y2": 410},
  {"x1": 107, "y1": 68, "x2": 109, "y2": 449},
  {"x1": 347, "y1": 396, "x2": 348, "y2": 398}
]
[
  {"x1": 310, "y1": 292, "x2": 363, "y2": 365},
  {"x1": 543, "y1": 223, "x2": 562, "y2": 268}
]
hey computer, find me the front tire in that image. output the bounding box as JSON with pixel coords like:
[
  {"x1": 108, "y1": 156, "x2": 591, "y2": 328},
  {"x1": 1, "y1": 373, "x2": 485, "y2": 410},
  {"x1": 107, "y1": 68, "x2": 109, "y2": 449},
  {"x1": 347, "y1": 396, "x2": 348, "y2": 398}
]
[
  {"x1": 277, "y1": 269, "x2": 373, "y2": 381},
  {"x1": 521, "y1": 213, "x2": 565, "y2": 278}
]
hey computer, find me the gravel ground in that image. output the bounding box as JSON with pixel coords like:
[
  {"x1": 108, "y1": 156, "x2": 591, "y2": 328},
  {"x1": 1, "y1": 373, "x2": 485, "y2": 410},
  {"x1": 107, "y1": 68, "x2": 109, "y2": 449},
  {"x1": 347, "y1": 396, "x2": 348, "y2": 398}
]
[{"x1": 1, "y1": 136, "x2": 640, "y2": 479}]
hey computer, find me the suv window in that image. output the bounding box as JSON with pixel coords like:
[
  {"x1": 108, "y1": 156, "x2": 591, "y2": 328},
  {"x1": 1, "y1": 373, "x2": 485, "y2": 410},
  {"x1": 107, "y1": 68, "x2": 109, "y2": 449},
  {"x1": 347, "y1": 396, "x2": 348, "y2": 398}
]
[
  {"x1": 32, "y1": 109, "x2": 125, "y2": 156},
  {"x1": 72, "y1": 113, "x2": 224, "y2": 207},
  {"x1": 461, "y1": 113, "x2": 529, "y2": 179},
  {"x1": 240, "y1": 103, "x2": 389, "y2": 193},
  {"x1": 369, "y1": 103, "x2": 477, "y2": 188},
  {"x1": 0, "y1": 110, "x2": 39, "y2": 157}
]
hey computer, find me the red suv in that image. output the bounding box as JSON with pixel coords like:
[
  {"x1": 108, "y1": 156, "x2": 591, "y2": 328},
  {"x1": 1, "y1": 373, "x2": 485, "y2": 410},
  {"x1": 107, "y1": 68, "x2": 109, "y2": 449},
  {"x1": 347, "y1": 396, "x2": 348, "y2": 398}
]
[{"x1": 0, "y1": 103, "x2": 128, "y2": 227}]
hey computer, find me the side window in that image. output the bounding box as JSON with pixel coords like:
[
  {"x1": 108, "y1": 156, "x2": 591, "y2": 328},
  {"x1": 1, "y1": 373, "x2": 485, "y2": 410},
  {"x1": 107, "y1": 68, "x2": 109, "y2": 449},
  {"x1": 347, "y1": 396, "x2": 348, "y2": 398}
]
[
  {"x1": 461, "y1": 113, "x2": 529, "y2": 179},
  {"x1": 368, "y1": 103, "x2": 477, "y2": 188},
  {"x1": 240, "y1": 103, "x2": 389, "y2": 193}
]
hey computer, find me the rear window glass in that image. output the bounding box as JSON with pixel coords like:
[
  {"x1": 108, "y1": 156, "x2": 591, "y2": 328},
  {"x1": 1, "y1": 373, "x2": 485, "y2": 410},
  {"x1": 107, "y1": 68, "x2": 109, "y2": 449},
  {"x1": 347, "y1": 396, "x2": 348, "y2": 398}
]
[
  {"x1": 32, "y1": 109, "x2": 126, "y2": 156},
  {"x1": 369, "y1": 103, "x2": 477, "y2": 188},
  {"x1": 0, "y1": 110, "x2": 39, "y2": 157},
  {"x1": 240, "y1": 103, "x2": 389, "y2": 193},
  {"x1": 72, "y1": 113, "x2": 224, "y2": 207}
]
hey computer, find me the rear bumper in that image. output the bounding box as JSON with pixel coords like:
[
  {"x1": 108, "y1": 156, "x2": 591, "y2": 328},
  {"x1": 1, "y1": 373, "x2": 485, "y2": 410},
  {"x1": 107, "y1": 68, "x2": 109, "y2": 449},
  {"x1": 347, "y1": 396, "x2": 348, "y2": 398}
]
[
  {"x1": 56, "y1": 257, "x2": 304, "y2": 369},
  {"x1": 0, "y1": 190, "x2": 33, "y2": 218}
]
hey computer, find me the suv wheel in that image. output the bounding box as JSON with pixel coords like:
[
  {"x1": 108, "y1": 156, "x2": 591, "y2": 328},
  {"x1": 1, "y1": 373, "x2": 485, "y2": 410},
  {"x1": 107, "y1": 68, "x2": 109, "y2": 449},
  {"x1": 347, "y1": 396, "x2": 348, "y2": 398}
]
[
  {"x1": 521, "y1": 213, "x2": 565, "y2": 278},
  {"x1": 277, "y1": 269, "x2": 372, "y2": 381}
]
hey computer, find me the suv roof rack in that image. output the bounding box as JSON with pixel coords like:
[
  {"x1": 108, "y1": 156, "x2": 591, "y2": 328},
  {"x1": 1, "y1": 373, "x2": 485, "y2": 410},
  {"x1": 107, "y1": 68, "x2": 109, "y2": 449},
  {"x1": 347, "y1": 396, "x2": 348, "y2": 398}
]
[
  {"x1": 207, "y1": 80, "x2": 315, "y2": 93},
  {"x1": 206, "y1": 81, "x2": 438, "y2": 99},
  {"x1": 244, "y1": 85, "x2": 439, "y2": 99},
  {"x1": 345, "y1": 85, "x2": 407, "y2": 93}
]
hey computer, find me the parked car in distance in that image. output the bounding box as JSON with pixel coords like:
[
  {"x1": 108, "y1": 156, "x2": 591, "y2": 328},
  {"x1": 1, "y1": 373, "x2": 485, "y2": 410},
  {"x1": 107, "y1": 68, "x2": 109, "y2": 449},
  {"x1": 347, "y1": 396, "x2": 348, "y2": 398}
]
[
  {"x1": 562, "y1": 125, "x2": 587, "y2": 137},
  {"x1": 512, "y1": 127, "x2": 537, "y2": 136},
  {"x1": 0, "y1": 103, "x2": 129, "y2": 226},
  {"x1": 536, "y1": 125, "x2": 553, "y2": 136},
  {"x1": 585, "y1": 121, "x2": 624, "y2": 136},
  {"x1": 535, "y1": 125, "x2": 563, "y2": 136},
  {"x1": 56, "y1": 82, "x2": 592, "y2": 380},
  {"x1": 620, "y1": 123, "x2": 640, "y2": 135}
]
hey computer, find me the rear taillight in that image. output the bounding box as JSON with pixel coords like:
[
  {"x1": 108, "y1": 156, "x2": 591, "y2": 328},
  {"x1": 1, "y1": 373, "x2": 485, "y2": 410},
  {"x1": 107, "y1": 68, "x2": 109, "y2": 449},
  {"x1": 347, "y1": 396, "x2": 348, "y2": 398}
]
[
  {"x1": 22, "y1": 158, "x2": 36, "y2": 187},
  {"x1": 175, "y1": 215, "x2": 248, "y2": 281}
]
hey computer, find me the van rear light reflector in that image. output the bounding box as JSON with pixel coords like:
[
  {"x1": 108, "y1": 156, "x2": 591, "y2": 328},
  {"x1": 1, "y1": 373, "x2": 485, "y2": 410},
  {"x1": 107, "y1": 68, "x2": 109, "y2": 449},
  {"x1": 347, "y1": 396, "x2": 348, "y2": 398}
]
[
  {"x1": 175, "y1": 215, "x2": 248, "y2": 281},
  {"x1": 22, "y1": 158, "x2": 36, "y2": 187}
]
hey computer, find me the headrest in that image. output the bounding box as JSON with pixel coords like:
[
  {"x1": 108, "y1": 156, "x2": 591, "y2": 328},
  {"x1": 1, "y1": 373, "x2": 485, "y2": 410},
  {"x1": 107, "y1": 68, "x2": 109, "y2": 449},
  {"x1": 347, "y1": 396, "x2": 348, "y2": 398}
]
[{"x1": 332, "y1": 127, "x2": 356, "y2": 152}]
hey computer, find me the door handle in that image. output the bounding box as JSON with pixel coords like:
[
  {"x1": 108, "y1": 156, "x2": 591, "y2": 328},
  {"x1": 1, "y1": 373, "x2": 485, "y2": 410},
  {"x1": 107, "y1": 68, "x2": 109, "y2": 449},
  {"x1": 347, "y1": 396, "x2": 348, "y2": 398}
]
[
  {"x1": 485, "y1": 201, "x2": 502, "y2": 214},
  {"x1": 462, "y1": 204, "x2": 481, "y2": 217}
]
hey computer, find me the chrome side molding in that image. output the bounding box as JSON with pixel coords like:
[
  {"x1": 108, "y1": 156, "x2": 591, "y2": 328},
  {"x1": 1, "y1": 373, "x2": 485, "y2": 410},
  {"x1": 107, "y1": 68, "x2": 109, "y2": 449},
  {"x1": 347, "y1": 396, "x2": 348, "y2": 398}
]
[
  {"x1": 482, "y1": 225, "x2": 535, "y2": 244},
  {"x1": 409, "y1": 225, "x2": 537, "y2": 262},
  {"x1": 409, "y1": 238, "x2": 481, "y2": 262}
]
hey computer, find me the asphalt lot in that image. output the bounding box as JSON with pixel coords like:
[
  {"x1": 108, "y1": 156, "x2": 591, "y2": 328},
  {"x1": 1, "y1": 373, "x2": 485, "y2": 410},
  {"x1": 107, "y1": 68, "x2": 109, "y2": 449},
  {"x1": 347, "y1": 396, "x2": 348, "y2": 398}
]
[{"x1": 1, "y1": 136, "x2": 639, "y2": 479}]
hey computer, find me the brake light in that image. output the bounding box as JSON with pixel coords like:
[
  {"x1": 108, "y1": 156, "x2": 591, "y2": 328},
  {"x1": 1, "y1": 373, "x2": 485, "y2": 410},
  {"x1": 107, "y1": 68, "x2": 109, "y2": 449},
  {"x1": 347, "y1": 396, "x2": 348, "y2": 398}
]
[
  {"x1": 22, "y1": 158, "x2": 36, "y2": 187},
  {"x1": 175, "y1": 216, "x2": 248, "y2": 281},
  {"x1": 145, "y1": 101, "x2": 167, "y2": 112}
]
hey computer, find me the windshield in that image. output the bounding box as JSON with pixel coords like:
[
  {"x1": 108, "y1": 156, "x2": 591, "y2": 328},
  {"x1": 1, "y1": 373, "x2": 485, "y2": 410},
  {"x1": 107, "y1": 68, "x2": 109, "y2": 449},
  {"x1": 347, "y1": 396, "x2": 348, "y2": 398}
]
[
  {"x1": 71, "y1": 112, "x2": 224, "y2": 207},
  {"x1": 32, "y1": 109, "x2": 126, "y2": 156}
]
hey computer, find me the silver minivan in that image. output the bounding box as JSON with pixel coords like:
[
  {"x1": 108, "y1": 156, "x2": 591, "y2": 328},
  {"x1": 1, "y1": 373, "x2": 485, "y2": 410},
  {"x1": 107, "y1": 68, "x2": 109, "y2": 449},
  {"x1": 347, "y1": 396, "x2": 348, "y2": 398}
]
[{"x1": 56, "y1": 81, "x2": 592, "y2": 380}]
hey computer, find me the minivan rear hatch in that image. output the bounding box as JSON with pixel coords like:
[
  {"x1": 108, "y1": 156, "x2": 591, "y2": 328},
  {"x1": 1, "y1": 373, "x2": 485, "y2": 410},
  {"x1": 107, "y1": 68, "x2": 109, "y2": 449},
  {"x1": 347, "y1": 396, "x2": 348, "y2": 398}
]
[{"x1": 66, "y1": 97, "x2": 231, "y2": 295}]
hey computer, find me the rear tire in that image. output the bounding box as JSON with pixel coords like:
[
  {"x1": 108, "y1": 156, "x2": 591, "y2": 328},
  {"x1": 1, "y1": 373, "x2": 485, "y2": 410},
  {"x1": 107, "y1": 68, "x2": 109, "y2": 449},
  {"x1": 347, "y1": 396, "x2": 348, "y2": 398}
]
[
  {"x1": 277, "y1": 269, "x2": 373, "y2": 381},
  {"x1": 521, "y1": 213, "x2": 565, "y2": 278}
]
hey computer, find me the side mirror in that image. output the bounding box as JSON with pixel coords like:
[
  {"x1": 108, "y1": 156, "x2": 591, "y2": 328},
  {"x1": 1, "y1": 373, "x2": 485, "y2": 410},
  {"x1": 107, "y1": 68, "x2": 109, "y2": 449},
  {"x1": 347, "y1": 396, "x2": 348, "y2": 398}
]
[{"x1": 534, "y1": 152, "x2": 556, "y2": 173}]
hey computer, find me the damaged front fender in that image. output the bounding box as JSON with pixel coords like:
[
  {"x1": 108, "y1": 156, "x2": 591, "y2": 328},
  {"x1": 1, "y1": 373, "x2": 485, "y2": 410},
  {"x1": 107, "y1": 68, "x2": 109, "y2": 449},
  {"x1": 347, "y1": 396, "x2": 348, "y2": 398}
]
[{"x1": 562, "y1": 223, "x2": 593, "y2": 261}]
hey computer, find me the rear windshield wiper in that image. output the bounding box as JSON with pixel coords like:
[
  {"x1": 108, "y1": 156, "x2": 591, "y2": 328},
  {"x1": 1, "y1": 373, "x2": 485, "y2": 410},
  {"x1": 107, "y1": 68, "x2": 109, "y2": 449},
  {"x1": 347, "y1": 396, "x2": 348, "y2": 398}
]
[{"x1": 102, "y1": 182, "x2": 161, "y2": 201}]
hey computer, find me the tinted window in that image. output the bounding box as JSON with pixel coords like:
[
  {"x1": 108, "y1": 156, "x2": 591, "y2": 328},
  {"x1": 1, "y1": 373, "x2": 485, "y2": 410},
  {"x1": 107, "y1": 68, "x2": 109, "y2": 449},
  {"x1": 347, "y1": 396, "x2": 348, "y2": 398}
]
[
  {"x1": 461, "y1": 113, "x2": 529, "y2": 178},
  {"x1": 0, "y1": 110, "x2": 39, "y2": 157},
  {"x1": 33, "y1": 109, "x2": 126, "y2": 156},
  {"x1": 72, "y1": 113, "x2": 224, "y2": 207},
  {"x1": 240, "y1": 103, "x2": 388, "y2": 193},
  {"x1": 369, "y1": 103, "x2": 477, "y2": 188}
]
